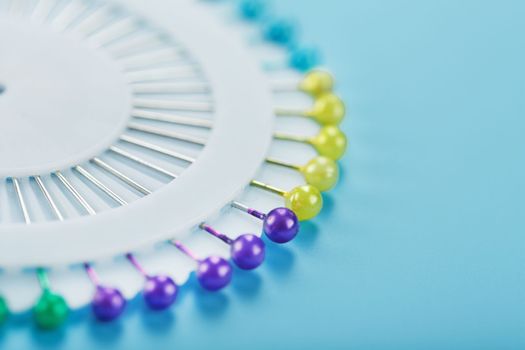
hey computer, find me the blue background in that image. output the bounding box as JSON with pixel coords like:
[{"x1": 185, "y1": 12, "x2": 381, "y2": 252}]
[{"x1": 2, "y1": 0, "x2": 524, "y2": 349}]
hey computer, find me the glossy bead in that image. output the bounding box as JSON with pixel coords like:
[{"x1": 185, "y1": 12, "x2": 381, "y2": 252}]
[
  {"x1": 231, "y1": 234, "x2": 265, "y2": 270},
  {"x1": 263, "y1": 207, "x2": 300, "y2": 243},
  {"x1": 284, "y1": 185, "x2": 323, "y2": 221},
  {"x1": 197, "y1": 256, "x2": 233, "y2": 291},
  {"x1": 289, "y1": 47, "x2": 320, "y2": 72},
  {"x1": 0, "y1": 296, "x2": 8, "y2": 324},
  {"x1": 263, "y1": 19, "x2": 296, "y2": 45},
  {"x1": 33, "y1": 290, "x2": 69, "y2": 329},
  {"x1": 239, "y1": 0, "x2": 266, "y2": 20},
  {"x1": 92, "y1": 286, "x2": 126, "y2": 322},
  {"x1": 310, "y1": 126, "x2": 347, "y2": 160},
  {"x1": 300, "y1": 70, "x2": 334, "y2": 97},
  {"x1": 143, "y1": 275, "x2": 178, "y2": 310},
  {"x1": 301, "y1": 156, "x2": 340, "y2": 192},
  {"x1": 310, "y1": 93, "x2": 345, "y2": 125}
]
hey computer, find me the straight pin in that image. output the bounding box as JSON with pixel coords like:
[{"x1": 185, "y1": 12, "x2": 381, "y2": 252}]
[
  {"x1": 132, "y1": 82, "x2": 210, "y2": 95},
  {"x1": 170, "y1": 241, "x2": 232, "y2": 292},
  {"x1": 125, "y1": 66, "x2": 198, "y2": 83},
  {"x1": 72, "y1": 4, "x2": 113, "y2": 36},
  {"x1": 31, "y1": 0, "x2": 56, "y2": 22},
  {"x1": 51, "y1": 0, "x2": 87, "y2": 31},
  {"x1": 274, "y1": 125, "x2": 347, "y2": 160},
  {"x1": 12, "y1": 177, "x2": 30, "y2": 224},
  {"x1": 34, "y1": 175, "x2": 64, "y2": 221},
  {"x1": 125, "y1": 253, "x2": 179, "y2": 310},
  {"x1": 119, "y1": 135, "x2": 196, "y2": 163},
  {"x1": 33, "y1": 267, "x2": 69, "y2": 329},
  {"x1": 250, "y1": 180, "x2": 322, "y2": 221},
  {"x1": 199, "y1": 223, "x2": 265, "y2": 270},
  {"x1": 12, "y1": 176, "x2": 69, "y2": 329},
  {"x1": 84, "y1": 263, "x2": 127, "y2": 321},
  {"x1": 272, "y1": 70, "x2": 335, "y2": 97},
  {"x1": 115, "y1": 43, "x2": 183, "y2": 59},
  {"x1": 265, "y1": 156, "x2": 339, "y2": 192},
  {"x1": 74, "y1": 165, "x2": 127, "y2": 206},
  {"x1": 119, "y1": 48, "x2": 184, "y2": 71},
  {"x1": 126, "y1": 116, "x2": 345, "y2": 162},
  {"x1": 133, "y1": 98, "x2": 213, "y2": 112},
  {"x1": 275, "y1": 93, "x2": 345, "y2": 126},
  {"x1": 128, "y1": 123, "x2": 207, "y2": 146},
  {"x1": 230, "y1": 201, "x2": 299, "y2": 243},
  {"x1": 35, "y1": 175, "x2": 63, "y2": 220},
  {"x1": 91, "y1": 157, "x2": 151, "y2": 195},
  {"x1": 54, "y1": 171, "x2": 96, "y2": 215},
  {"x1": 105, "y1": 33, "x2": 166, "y2": 58},
  {"x1": 88, "y1": 16, "x2": 139, "y2": 48},
  {"x1": 131, "y1": 109, "x2": 213, "y2": 128},
  {"x1": 109, "y1": 146, "x2": 178, "y2": 178}
]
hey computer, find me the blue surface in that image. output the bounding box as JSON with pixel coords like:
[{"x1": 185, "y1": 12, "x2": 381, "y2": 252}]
[{"x1": 2, "y1": 0, "x2": 525, "y2": 349}]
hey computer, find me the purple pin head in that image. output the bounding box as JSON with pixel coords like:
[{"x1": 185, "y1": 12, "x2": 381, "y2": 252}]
[
  {"x1": 92, "y1": 286, "x2": 126, "y2": 322},
  {"x1": 231, "y1": 234, "x2": 265, "y2": 270},
  {"x1": 263, "y1": 207, "x2": 300, "y2": 243},
  {"x1": 143, "y1": 275, "x2": 178, "y2": 310},
  {"x1": 197, "y1": 256, "x2": 232, "y2": 292}
]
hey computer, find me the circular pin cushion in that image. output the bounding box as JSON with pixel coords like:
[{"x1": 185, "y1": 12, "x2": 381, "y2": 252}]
[
  {"x1": 0, "y1": 0, "x2": 347, "y2": 324},
  {"x1": 0, "y1": 0, "x2": 273, "y2": 265}
]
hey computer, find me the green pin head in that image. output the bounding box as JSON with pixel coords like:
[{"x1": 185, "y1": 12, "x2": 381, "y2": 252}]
[
  {"x1": 0, "y1": 296, "x2": 9, "y2": 324},
  {"x1": 33, "y1": 290, "x2": 69, "y2": 330}
]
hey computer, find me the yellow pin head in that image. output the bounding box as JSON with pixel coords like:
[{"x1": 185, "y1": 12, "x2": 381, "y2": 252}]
[
  {"x1": 299, "y1": 70, "x2": 334, "y2": 97},
  {"x1": 309, "y1": 126, "x2": 347, "y2": 160},
  {"x1": 283, "y1": 185, "x2": 323, "y2": 221},
  {"x1": 301, "y1": 156, "x2": 339, "y2": 192},
  {"x1": 308, "y1": 93, "x2": 345, "y2": 125}
]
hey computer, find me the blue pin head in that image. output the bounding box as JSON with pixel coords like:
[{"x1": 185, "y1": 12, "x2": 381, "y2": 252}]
[
  {"x1": 263, "y1": 18, "x2": 297, "y2": 46},
  {"x1": 289, "y1": 46, "x2": 321, "y2": 72},
  {"x1": 239, "y1": 0, "x2": 266, "y2": 21}
]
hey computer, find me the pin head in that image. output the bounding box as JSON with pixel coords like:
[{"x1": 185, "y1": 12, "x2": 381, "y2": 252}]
[
  {"x1": 239, "y1": 0, "x2": 266, "y2": 20},
  {"x1": 310, "y1": 93, "x2": 345, "y2": 125},
  {"x1": 231, "y1": 234, "x2": 265, "y2": 270},
  {"x1": 289, "y1": 47, "x2": 320, "y2": 72},
  {"x1": 0, "y1": 296, "x2": 8, "y2": 324},
  {"x1": 92, "y1": 286, "x2": 126, "y2": 322},
  {"x1": 310, "y1": 126, "x2": 347, "y2": 160},
  {"x1": 197, "y1": 256, "x2": 233, "y2": 291},
  {"x1": 301, "y1": 156, "x2": 339, "y2": 192},
  {"x1": 263, "y1": 207, "x2": 299, "y2": 243},
  {"x1": 264, "y1": 19, "x2": 296, "y2": 45},
  {"x1": 284, "y1": 185, "x2": 323, "y2": 221},
  {"x1": 33, "y1": 290, "x2": 69, "y2": 329},
  {"x1": 300, "y1": 70, "x2": 334, "y2": 97},
  {"x1": 143, "y1": 275, "x2": 178, "y2": 310}
]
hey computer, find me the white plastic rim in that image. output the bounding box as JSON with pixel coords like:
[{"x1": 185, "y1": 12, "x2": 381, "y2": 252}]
[{"x1": 0, "y1": 0, "x2": 274, "y2": 267}]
